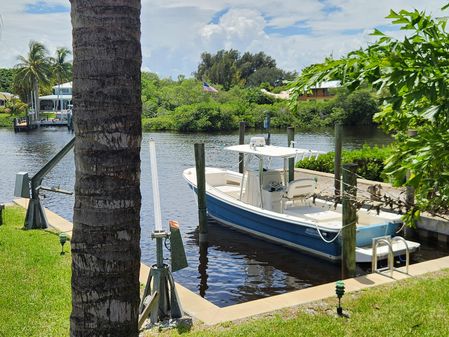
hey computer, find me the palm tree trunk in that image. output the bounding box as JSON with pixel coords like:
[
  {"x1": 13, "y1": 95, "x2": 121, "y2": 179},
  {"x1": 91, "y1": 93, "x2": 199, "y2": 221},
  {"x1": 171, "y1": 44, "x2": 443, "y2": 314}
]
[
  {"x1": 70, "y1": 1, "x2": 142, "y2": 336},
  {"x1": 34, "y1": 80, "x2": 40, "y2": 120}
]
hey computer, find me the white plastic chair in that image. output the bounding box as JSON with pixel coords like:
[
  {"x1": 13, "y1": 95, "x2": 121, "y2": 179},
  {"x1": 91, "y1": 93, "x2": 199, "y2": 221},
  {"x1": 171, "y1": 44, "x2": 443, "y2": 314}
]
[{"x1": 281, "y1": 178, "x2": 317, "y2": 211}]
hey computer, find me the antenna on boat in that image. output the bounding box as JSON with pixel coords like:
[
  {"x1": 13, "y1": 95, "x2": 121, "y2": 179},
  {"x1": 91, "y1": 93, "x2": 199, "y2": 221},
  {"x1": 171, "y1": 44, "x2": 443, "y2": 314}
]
[{"x1": 139, "y1": 139, "x2": 188, "y2": 327}]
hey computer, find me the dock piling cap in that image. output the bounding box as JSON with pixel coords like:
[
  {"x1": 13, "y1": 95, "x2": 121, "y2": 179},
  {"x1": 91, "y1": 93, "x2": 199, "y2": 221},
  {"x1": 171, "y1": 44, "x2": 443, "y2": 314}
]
[{"x1": 169, "y1": 220, "x2": 179, "y2": 229}]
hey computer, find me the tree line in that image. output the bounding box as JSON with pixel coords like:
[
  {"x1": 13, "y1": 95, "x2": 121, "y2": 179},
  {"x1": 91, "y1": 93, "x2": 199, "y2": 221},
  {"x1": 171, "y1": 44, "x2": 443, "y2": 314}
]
[
  {"x1": 141, "y1": 72, "x2": 379, "y2": 132},
  {"x1": 194, "y1": 49, "x2": 297, "y2": 90},
  {"x1": 1, "y1": 45, "x2": 379, "y2": 130}
]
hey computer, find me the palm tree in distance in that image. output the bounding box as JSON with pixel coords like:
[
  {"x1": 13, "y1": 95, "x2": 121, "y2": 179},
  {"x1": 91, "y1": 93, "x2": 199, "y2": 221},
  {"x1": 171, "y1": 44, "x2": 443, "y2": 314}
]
[
  {"x1": 15, "y1": 41, "x2": 51, "y2": 120},
  {"x1": 50, "y1": 47, "x2": 72, "y2": 113}
]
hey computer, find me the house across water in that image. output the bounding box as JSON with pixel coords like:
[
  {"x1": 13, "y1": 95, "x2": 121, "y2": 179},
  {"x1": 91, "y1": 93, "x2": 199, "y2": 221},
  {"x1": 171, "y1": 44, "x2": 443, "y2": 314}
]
[
  {"x1": 39, "y1": 82, "x2": 72, "y2": 112},
  {"x1": 298, "y1": 80, "x2": 341, "y2": 101},
  {"x1": 0, "y1": 92, "x2": 18, "y2": 107}
]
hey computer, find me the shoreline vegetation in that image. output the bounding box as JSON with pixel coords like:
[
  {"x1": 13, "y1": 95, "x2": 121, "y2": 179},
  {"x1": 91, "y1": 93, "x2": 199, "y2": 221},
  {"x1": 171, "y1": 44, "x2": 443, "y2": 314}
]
[
  {"x1": 0, "y1": 76, "x2": 380, "y2": 132},
  {"x1": 1, "y1": 48, "x2": 381, "y2": 133},
  {"x1": 1, "y1": 205, "x2": 449, "y2": 337},
  {"x1": 0, "y1": 77, "x2": 380, "y2": 132}
]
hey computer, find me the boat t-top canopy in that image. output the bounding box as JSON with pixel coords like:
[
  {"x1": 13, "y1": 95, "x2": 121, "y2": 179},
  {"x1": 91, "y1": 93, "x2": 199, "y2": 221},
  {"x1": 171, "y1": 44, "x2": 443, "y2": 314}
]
[{"x1": 225, "y1": 144, "x2": 322, "y2": 159}]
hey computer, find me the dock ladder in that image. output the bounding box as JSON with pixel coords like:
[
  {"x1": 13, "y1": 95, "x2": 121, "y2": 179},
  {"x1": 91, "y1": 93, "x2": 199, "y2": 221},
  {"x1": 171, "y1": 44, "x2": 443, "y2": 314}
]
[{"x1": 371, "y1": 236, "x2": 410, "y2": 277}]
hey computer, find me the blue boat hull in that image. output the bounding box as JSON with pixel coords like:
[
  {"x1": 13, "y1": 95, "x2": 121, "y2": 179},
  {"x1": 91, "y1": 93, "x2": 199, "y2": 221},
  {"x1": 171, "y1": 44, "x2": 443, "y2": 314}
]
[{"x1": 189, "y1": 184, "x2": 399, "y2": 261}]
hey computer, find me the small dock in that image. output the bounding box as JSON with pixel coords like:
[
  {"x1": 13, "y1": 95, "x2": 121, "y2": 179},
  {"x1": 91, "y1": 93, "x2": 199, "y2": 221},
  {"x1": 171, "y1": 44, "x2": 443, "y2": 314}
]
[
  {"x1": 13, "y1": 117, "x2": 38, "y2": 132},
  {"x1": 13, "y1": 116, "x2": 71, "y2": 132},
  {"x1": 39, "y1": 119, "x2": 68, "y2": 127}
]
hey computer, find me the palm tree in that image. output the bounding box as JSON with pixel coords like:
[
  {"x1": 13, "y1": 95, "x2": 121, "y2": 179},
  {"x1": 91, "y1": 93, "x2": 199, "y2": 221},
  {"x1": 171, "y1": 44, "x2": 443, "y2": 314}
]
[
  {"x1": 70, "y1": 1, "x2": 142, "y2": 336},
  {"x1": 50, "y1": 47, "x2": 72, "y2": 112},
  {"x1": 15, "y1": 41, "x2": 51, "y2": 120}
]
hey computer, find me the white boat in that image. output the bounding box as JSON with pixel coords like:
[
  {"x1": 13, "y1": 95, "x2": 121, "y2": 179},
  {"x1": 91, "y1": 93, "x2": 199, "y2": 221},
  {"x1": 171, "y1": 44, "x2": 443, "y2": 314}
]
[{"x1": 183, "y1": 138, "x2": 420, "y2": 262}]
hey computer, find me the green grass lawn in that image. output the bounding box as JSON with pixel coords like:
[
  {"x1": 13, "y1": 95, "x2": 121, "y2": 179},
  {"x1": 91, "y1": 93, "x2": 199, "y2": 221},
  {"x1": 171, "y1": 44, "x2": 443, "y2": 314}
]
[
  {"x1": 152, "y1": 270, "x2": 449, "y2": 337},
  {"x1": 0, "y1": 206, "x2": 71, "y2": 337},
  {"x1": 1, "y1": 205, "x2": 449, "y2": 337}
]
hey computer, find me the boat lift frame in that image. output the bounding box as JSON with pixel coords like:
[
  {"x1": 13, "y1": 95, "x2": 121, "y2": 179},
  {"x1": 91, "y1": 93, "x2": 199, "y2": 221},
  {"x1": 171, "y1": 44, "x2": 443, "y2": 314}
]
[{"x1": 22, "y1": 138, "x2": 75, "y2": 229}]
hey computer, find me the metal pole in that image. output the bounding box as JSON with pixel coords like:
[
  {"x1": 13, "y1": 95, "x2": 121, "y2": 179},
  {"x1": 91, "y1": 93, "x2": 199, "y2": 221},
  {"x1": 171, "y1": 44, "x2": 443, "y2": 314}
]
[
  {"x1": 287, "y1": 126, "x2": 295, "y2": 182},
  {"x1": 264, "y1": 111, "x2": 271, "y2": 145},
  {"x1": 239, "y1": 121, "x2": 245, "y2": 174},
  {"x1": 334, "y1": 124, "x2": 343, "y2": 202},
  {"x1": 341, "y1": 163, "x2": 357, "y2": 279},
  {"x1": 195, "y1": 143, "x2": 208, "y2": 243},
  {"x1": 149, "y1": 140, "x2": 163, "y2": 232}
]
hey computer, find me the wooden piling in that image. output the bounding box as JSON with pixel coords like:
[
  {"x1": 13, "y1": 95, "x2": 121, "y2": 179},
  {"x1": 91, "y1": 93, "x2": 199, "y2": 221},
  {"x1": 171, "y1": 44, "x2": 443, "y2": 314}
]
[
  {"x1": 334, "y1": 124, "x2": 343, "y2": 202},
  {"x1": 287, "y1": 127, "x2": 295, "y2": 182},
  {"x1": 0, "y1": 204, "x2": 4, "y2": 226},
  {"x1": 341, "y1": 163, "x2": 357, "y2": 279},
  {"x1": 194, "y1": 143, "x2": 208, "y2": 243},
  {"x1": 239, "y1": 122, "x2": 245, "y2": 174}
]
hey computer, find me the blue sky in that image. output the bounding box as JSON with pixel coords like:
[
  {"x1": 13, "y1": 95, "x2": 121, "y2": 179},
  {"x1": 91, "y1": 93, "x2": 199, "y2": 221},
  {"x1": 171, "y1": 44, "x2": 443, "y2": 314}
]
[
  {"x1": 0, "y1": 0, "x2": 444, "y2": 78},
  {"x1": 24, "y1": 1, "x2": 69, "y2": 14}
]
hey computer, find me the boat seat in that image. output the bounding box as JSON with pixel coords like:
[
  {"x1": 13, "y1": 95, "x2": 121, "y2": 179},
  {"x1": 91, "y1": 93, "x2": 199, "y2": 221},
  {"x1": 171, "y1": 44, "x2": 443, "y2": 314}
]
[
  {"x1": 214, "y1": 185, "x2": 241, "y2": 199},
  {"x1": 281, "y1": 178, "x2": 317, "y2": 211}
]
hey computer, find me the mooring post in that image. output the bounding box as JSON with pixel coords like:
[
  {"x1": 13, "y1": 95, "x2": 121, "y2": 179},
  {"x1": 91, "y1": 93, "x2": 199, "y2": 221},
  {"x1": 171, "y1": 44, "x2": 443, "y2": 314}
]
[
  {"x1": 341, "y1": 163, "x2": 357, "y2": 279},
  {"x1": 239, "y1": 121, "x2": 245, "y2": 174},
  {"x1": 0, "y1": 204, "x2": 4, "y2": 226},
  {"x1": 198, "y1": 242, "x2": 209, "y2": 297},
  {"x1": 334, "y1": 124, "x2": 343, "y2": 202},
  {"x1": 287, "y1": 127, "x2": 295, "y2": 182},
  {"x1": 195, "y1": 143, "x2": 208, "y2": 243}
]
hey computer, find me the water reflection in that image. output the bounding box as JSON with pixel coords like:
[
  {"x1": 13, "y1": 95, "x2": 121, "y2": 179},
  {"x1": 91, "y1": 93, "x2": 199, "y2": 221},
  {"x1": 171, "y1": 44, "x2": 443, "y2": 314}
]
[
  {"x1": 198, "y1": 241, "x2": 209, "y2": 298},
  {"x1": 184, "y1": 221, "x2": 341, "y2": 306}
]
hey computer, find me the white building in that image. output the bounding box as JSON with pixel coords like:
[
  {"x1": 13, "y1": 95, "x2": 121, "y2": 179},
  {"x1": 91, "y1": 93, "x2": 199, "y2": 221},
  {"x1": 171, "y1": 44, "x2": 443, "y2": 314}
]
[{"x1": 39, "y1": 82, "x2": 72, "y2": 111}]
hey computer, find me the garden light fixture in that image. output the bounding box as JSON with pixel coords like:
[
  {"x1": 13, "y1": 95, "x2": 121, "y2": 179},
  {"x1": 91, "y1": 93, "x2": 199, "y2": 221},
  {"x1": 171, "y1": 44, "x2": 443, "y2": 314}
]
[
  {"x1": 59, "y1": 232, "x2": 67, "y2": 255},
  {"x1": 336, "y1": 280, "x2": 345, "y2": 316}
]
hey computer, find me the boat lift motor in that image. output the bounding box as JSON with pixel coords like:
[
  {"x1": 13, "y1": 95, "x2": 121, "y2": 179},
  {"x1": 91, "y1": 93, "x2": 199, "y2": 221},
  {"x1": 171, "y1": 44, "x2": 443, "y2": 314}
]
[
  {"x1": 14, "y1": 138, "x2": 75, "y2": 229},
  {"x1": 139, "y1": 140, "x2": 188, "y2": 327}
]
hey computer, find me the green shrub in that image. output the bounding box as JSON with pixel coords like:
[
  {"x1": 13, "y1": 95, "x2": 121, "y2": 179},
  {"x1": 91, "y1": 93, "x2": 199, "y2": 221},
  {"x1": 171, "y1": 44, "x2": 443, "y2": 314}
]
[
  {"x1": 296, "y1": 145, "x2": 393, "y2": 182},
  {"x1": 172, "y1": 102, "x2": 237, "y2": 132},
  {"x1": 142, "y1": 115, "x2": 175, "y2": 131},
  {"x1": 0, "y1": 113, "x2": 15, "y2": 127}
]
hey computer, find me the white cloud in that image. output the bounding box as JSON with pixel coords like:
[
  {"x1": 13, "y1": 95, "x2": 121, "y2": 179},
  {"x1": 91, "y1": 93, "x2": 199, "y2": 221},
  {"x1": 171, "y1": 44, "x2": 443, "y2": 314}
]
[
  {"x1": 199, "y1": 9, "x2": 267, "y2": 51},
  {"x1": 0, "y1": 0, "x2": 445, "y2": 78}
]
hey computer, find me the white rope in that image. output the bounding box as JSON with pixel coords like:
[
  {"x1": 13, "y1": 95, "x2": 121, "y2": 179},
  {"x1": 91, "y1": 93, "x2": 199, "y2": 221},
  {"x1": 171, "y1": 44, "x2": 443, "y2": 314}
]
[
  {"x1": 316, "y1": 225, "x2": 342, "y2": 243},
  {"x1": 314, "y1": 220, "x2": 356, "y2": 244}
]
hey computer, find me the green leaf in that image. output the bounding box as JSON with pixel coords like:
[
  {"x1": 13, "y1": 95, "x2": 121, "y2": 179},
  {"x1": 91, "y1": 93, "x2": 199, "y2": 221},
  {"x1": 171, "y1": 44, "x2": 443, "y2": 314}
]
[{"x1": 371, "y1": 29, "x2": 386, "y2": 36}]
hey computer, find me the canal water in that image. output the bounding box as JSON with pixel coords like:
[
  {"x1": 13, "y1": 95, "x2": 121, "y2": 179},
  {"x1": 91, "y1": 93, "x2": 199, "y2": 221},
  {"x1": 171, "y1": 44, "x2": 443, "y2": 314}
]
[{"x1": 0, "y1": 126, "x2": 396, "y2": 306}]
